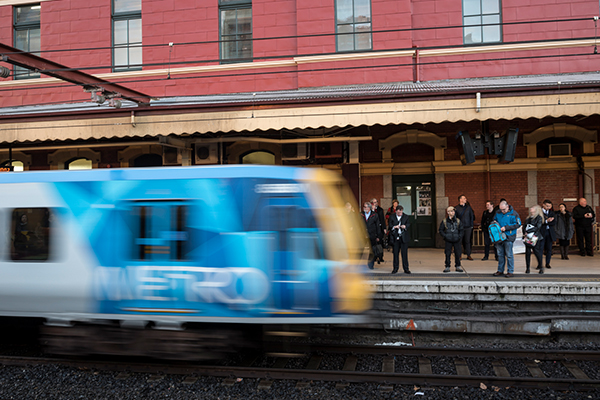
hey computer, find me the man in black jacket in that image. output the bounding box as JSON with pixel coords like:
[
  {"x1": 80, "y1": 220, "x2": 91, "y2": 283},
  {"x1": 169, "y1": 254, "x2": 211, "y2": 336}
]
[
  {"x1": 362, "y1": 202, "x2": 383, "y2": 269},
  {"x1": 439, "y1": 206, "x2": 464, "y2": 273},
  {"x1": 371, "y1": 198, "x2": 386, "y2": 263},
  {"x1": 389, "y1": 205, "x2": 411, "y2": 274},
  {"x1": 572, "y1": 197, "x2": 596, "y2": 256},
  {"x1": 541, "y1": 199, "x2": 557, "y2": 268},
  {"x1": 455, "y1": 195, "x2": 474, "y2": 260}
]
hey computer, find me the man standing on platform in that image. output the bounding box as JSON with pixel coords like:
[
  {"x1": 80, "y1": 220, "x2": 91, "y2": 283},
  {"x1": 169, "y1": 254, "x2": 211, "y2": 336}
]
[
  {"x1": 573, "y1": 197, "x2": 596, "y2": 257},
  {"x1": 481, "y1": 200, "x2": 497, "y2": 261},
  {"x1": 362, "y1": 202, "x2": 383, "y2": 269},
  {"x1": 541, "y1": 199, "x2": 556, "y2": 268},
  {"x1": 371, "y1": 198, "x2": 386, "y2": 264},
  {"x1": 493, "y1": 200, "x2": 521, "y2": 278},
  {"x1": 455, "y1": 195, "x2": 474, "y2": 261},
  {"x1": 389, "y1": 205, "x2": 411, "y2": 274}
]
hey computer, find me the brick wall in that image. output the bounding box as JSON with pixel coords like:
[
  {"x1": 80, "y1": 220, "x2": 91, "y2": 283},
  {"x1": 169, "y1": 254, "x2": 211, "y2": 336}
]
[
  {"x1": 445, "y1": 171, "x2": 529, "y2": 224},
  {"x1": 537, "y1": 170, "x2": 580, "y2": 211},
  {"x1": 2, "y1": 0, "x2": 599, "y2": 104},
  {"x1": 361, "y1": 175, "x2": 383, "y2": 206}
]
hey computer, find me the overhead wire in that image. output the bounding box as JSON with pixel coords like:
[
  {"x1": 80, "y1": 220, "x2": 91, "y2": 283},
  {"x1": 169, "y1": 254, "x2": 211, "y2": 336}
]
[
  {"x1": 0, "y1": 16, "x2": 592, "y2": 57},
  {"x1": 0, "y1": 49, "x2": 597, "y2": 104}
]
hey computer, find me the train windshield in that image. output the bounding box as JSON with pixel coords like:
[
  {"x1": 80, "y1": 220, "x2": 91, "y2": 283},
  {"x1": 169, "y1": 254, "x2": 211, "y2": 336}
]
[{"x1": 308, "y1": 177, "x2": 367, "y2": 262}]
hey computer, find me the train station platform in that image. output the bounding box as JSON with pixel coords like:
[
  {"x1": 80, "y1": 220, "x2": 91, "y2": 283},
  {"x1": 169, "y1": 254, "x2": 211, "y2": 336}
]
[
  {"x1": 364, "y1": 248, "x2": 600, "y2": 337},
  {"x1": 367, "y1": 247, "x2": 598, "y2": 277}
]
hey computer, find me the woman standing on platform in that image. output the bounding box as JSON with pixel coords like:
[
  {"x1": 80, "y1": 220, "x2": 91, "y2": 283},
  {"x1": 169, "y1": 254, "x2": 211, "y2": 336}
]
[
  {"x1": 385, "y1": 199, "x2": 399, "y2": 250},
  {"x1": 555, "y1": 203, "x2": 574, "y2": 260},
  {"x1": 523, "y1": 205, "x2": 545, "y2": 274}
]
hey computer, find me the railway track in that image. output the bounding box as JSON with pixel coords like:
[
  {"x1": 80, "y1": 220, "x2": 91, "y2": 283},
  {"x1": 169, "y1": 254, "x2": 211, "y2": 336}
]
[{"x1": 1, "y1": 344, "x2": 599, "y2": 391}]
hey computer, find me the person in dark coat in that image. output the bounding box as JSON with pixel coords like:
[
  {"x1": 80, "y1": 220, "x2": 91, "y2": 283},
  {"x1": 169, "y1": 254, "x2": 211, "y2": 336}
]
[
  {"x1": 541, "y1": 199, "x2": 557, "y2": 268},
  {"x1": 361, "y1": 202, "x2": 383, "y2": 269},
  {"x1": 523, "y1": 205, "x2": 544, "y2": 274},
  {"x1": 555, "y1": 203, "x2": 574, "y2": 260},
  {"x1": 572, "y1": 197, "x2": 596, "y2": 257},
  {"x1": 439, "y1": 206, "x2": 464, "y2": 273},
  {"x1": 385, "y1": 199, "x2": 399, "y2": 250},
  {"x1": 455, "y1": 195, "x2": 475, "y2": 260},
  {"x1": 388, "y1": 205, "x2": 411, "y2": 274},
  {"x1": 371, "y1": 198, "x2": 386, "y2": 263},
  {"x1": 481, "y1": 200, "x2": 498, "y2": 261}
]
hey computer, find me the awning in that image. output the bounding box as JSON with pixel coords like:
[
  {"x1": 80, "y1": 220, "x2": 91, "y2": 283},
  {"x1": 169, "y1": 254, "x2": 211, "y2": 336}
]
[{"x1": 0, "y1": 91, "x2": 598, "y2": 143}]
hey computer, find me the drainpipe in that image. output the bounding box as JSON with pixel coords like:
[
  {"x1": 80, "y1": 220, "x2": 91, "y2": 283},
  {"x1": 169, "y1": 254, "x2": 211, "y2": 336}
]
[{"x1": 413, "y1": 46, "x2": 420, "y2": 83}]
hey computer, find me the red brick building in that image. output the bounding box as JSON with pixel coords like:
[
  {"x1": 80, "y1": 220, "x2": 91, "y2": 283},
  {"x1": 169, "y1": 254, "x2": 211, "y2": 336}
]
[{"x1": 0, "y1": 0, "x2": 599, "y2": 247}]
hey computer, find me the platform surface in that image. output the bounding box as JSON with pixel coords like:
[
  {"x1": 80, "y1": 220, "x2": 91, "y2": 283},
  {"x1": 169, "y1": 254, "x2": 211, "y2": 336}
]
[{"x1": 366, "y1": 247, "x2": 600, "y2": 280}]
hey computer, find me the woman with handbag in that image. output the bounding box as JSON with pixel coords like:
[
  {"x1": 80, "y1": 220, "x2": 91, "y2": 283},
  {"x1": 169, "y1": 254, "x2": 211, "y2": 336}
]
[{"x1": 523, "y1": 205, "x2": 544, "y2": 274}]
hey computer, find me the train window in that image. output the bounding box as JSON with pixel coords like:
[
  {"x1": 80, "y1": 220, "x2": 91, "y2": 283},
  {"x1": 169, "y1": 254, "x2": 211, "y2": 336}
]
[
  {"x1": 131, "y1": 203, "x2": 190, "y2": 261},
  {"x1": 10, "y1": 208, "x2": 52, "y2": 261}
]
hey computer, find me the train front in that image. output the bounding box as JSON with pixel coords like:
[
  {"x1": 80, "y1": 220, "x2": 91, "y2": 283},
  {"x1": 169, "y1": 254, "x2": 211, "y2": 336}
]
[{"x1": 299, "y1": 168, "x2": 373, "y2": 322}]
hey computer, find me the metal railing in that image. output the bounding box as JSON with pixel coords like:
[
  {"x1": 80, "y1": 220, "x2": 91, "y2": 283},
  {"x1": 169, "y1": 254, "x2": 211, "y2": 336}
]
[{"x1": 473, "y1": 224, "x2": 600, "y2": 251}]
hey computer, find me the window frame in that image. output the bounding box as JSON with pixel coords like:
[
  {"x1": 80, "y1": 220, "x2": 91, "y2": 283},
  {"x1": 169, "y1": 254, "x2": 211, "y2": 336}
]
[
  {"x1": 13, "y1": 3, "x2": 41, "y2": 80},
  {"x1": 130, "y1": 201, "x2": 191, "y2": 262},
  {"x1": 335, "y1": 0, "x2": 373, "y2": 53},
  {"x1": 462, "y1": 0, "x2": 503, "y2": 45},
  {"x1": 111, "y1": 0, "x2": 142, "y2": 72},
  {"x1": 219, "y1": 0, "x2": 253, "y2": 63}
]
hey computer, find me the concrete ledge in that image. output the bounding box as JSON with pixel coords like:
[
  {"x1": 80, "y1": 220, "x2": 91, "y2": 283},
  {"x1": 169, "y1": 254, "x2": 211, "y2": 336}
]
[{"x1": 371, "y1": 280, "x2": 600, "y2": 297}]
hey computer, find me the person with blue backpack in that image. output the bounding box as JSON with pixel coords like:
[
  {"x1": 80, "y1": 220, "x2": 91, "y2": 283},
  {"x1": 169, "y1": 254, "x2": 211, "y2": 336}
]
[{"x1": 492, "y1": 200, "x2": 522, "y2": 278}]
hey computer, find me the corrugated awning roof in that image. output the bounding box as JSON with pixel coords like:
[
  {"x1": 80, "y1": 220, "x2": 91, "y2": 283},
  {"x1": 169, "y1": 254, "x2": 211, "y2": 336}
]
[
  {"x1": 2, "y1": 71, "x2": 599, "y2": 117},
  {"x1": 0, "y1": 72, "x2": 599, "y2": 144}
]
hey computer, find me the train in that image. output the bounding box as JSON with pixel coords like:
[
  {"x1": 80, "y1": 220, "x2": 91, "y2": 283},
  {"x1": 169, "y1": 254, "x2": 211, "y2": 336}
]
[{"x1": 0, "y1": 165, "x2": 372, "y2": 359}]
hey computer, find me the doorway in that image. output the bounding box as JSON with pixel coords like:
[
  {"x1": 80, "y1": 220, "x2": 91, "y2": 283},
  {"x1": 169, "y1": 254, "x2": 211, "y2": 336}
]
[{"x1": 392, "y1": 175, "x2": 435, "y2": 247}]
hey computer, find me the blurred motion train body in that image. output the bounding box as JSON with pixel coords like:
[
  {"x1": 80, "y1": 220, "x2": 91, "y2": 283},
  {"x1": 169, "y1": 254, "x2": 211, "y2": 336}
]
[{"x1": 0, "y1": 165, "x2": 371, "y2": 358}]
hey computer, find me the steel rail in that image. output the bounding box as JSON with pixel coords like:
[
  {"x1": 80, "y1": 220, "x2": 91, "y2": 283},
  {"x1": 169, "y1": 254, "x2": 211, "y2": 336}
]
[
  {"x1": 271, "y1": 343, "x2": 600, "y2": 361},
  {"x1": 0, "y1": 355, "x2": 599, "y2": 391}
]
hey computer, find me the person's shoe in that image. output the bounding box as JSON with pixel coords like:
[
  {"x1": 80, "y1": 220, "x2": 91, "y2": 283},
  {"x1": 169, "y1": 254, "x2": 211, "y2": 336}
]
[
  {"x1": 536, "y1": 266, "x2": 541, "y2": 269},
  {"x1": 455, "y1": 266, "x2": 464, "y2": 272},
  {"x1": 565, "y1": 255, "x2": 570, "y2": 260},
  {"x1": 587, "y1": 253, "x2": 594, "y2": 257},
  {"x1": 580, "y1": 252, "x2": 586, "y2": 257},
  {"x1": 546, "y1": 265, "x2": 551, "y2": 269},
  {"x1": 391, "y1": 269, "x2": 398, "y2": 274},
  {"x1": 481, "y1": 257, "x2": 489, "y2": 261},
  {"x1": 380, "y1": 259, "x2": 385, "y2": 262},
  {"x1": 505, "y1": 273, "x2": 514, "y2": 278},
  {"x1": 377, "y1": 260, "x2": 380, "y2": 264},
  {"x1": 539, "y1": 268, "x2": 544, "y2": 274},
  {"x1": 467, "y1": 255, "x2": 473, "y2": 261},
  {"x1": 368, "y1": 265, "x2": 374, "y2": 269},
  {"x1": 525, "y1": 267, "x2": 530, "y2": 274},
  {"x1": 404, "y1": 270, "x2": 411, "y2": 274},
  {"x1": 443, "y1": 267, "x2": 451, "y2": 273},
  {"x1": 493, "y1": 271, "x2": 503, "y2": 276}
]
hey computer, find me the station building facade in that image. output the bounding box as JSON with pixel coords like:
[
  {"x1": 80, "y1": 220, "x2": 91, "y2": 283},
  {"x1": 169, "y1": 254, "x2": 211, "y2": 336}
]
[{"x1": 0, "y1": 0, "x2": 599, "y2": 247}]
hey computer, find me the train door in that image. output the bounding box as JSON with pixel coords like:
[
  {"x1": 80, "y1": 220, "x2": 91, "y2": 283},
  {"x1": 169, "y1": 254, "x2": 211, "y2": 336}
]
[
  {"x1": 392, "y1": 175, "x2": 436, "y2": 247},
  {"x1": 253, "y1": 196, "x2": 322, "y2": 312}
]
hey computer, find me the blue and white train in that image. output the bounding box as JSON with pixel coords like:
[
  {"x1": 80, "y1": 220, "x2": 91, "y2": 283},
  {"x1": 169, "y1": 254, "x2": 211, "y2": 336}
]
[{"x1": 0, "y1": 165, "x2": 371, "y2": 358}]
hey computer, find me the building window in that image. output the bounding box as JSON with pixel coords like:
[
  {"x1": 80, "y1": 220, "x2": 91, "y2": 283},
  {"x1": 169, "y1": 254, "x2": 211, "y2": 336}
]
[
  {"x1": 463, "y1": 0, "x2": 502, "y2": 44},
  {"x1": 13, "y1": 4, "x2": 40, "y2": 80},
  {"x1": 219, "y1": 0, "x2": 252, "y2": 62},
  {"x1": 66, "y1": 158, "x2": 93, "y2": 170},
  {"x1": 336, "y1": 0, "x2": 372, "y2": 52},
  {"x1": 112, "y1": 0, "x2": 142, "y2": 71}
]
